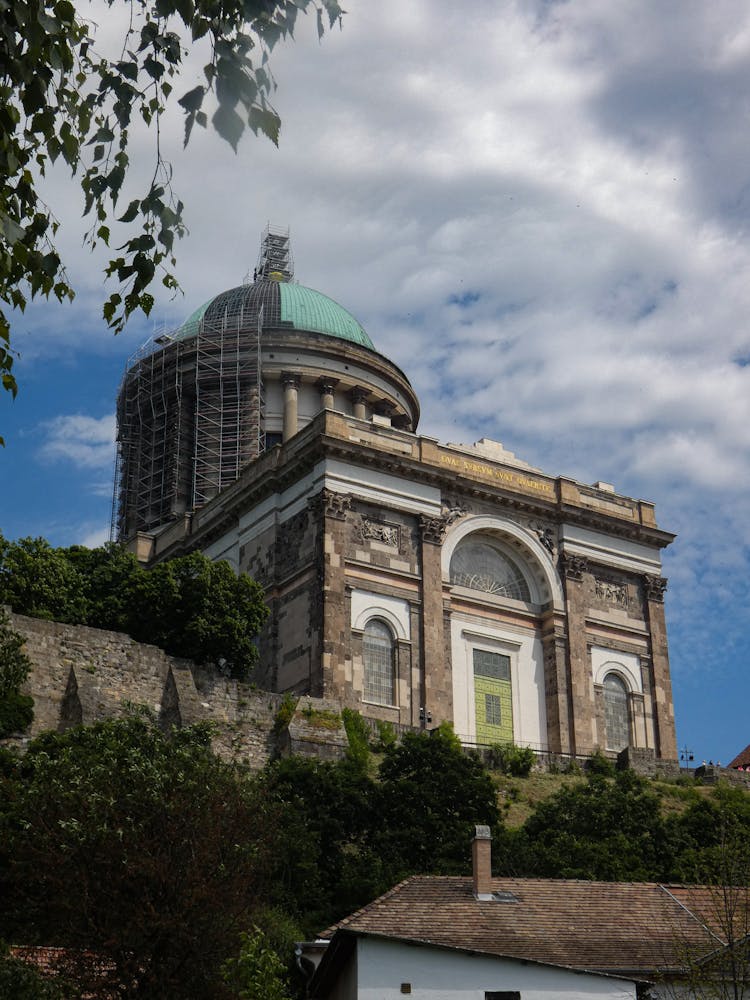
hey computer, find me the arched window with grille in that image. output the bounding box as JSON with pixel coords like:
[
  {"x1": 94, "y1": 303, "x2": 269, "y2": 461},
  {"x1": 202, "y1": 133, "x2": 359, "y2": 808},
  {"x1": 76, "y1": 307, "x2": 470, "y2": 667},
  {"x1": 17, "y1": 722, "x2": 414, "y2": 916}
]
[
  {"x1": 363, "y1": 619, "x2": 396, "y2": 706},
  {"x1": 449, "y1": 538, "x2": 531, "y2": 602},
  {"x1": 603, "y1": 673, "x2": 630, "y2": 751}
]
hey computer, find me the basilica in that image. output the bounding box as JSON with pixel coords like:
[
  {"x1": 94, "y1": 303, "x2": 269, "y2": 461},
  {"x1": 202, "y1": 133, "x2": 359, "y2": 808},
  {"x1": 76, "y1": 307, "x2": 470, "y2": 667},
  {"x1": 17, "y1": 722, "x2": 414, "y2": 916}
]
[{"x1": 115, "y1": 228, "x2": 677, "y2": 760}]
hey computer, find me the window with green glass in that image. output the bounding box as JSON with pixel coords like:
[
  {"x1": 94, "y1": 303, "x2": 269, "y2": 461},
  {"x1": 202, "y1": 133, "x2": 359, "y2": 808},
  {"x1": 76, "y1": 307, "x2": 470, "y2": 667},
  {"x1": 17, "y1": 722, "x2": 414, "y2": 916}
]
[{"x1": 473, "y1": 649, "x2": 513, "y2": 744}]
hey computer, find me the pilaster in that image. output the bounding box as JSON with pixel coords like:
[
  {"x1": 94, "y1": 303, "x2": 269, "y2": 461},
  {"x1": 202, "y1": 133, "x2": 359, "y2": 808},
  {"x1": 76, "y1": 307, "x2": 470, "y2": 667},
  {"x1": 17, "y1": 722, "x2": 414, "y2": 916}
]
[
  {"x1": 418, "y1": 514, "x2": 452, "y2": 726},
  {"x1": 559, "y1": 552, "x2": 595, "y2": 755},
  {"x1": 643, "y1": 575, "x2": 677, "y2": 760},
  {"x1": 541, "y1": 618, "x2": 572, "y2": 754},
  {"x1": 307, "y1": 489, "x2": 352, "y2": 698}
]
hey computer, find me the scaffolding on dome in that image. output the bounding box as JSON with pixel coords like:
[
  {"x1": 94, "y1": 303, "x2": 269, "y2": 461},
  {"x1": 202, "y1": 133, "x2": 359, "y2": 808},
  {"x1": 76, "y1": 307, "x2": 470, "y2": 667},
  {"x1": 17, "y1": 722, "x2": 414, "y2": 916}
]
[
  {"x1": 113, "y1": 308, "x2": 264, "y2": 541},
  {"x1": 256, "y1": 224, "x2": 294, "y2": 281}
]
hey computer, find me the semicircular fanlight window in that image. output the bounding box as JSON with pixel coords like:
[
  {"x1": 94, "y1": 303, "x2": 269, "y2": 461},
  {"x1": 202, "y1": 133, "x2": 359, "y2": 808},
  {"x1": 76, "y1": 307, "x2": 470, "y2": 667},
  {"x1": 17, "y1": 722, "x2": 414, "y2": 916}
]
[{"x1": 449, "y1": 540, "x2": 531, "y2": 601}]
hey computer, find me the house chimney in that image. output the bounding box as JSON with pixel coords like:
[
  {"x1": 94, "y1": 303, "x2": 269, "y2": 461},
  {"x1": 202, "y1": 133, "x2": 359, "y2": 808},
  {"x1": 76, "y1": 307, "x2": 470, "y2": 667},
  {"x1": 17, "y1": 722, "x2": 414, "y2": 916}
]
[{"x1": 472, "y1": 824, "x2": 493, "y2": 899}]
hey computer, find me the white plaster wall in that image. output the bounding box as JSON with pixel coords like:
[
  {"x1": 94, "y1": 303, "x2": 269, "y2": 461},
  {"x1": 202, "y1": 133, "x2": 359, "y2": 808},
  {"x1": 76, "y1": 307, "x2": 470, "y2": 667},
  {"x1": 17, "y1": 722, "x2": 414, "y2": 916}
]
[
  {"x1": 351, "y1": 590, "x2": 411, "y2": 640},
  {"x1": 354, "y1": 937, "x2": 637, "y2": 1000},
  {"x1": 324, "y1": 458, "x2": 441, "y2": 516},
  {"x1": 201, "y1": 456, "x2": 439, "y2": 567},
  {"x1": 561, "y1": 524, "x2": 663, "y2": 575},
  {"x1": 591, "y1": 646, "x2": 642, "y2": 694},
  {"x1": 450, "y1": 616, "x2": 547, "y2": 749},
  {"x1": 297, "y1": 383, "x2": 324, "y2": 422}
]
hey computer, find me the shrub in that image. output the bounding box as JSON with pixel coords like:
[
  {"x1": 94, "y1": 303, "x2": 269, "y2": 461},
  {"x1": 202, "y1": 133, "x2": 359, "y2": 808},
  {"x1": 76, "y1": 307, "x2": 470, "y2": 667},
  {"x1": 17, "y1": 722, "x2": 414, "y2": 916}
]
[
  {"x1": 489, "y1": 742, "x2": 535, "y2": 778},
  {"x1": 0, "y1": 692, "x2": 34, "y2": 738},
  {"x1": 0, "y1": 612, "x2": 33, "y2": 737},
  {"x1": 587, "y1": 749, "x2": 615, "y2": 777},
  {"x1": 342, "y1": 708, "x2": 371, "y2": 771},
  {"x1": 272, "y1": 694, "x2": 297, "y2": 736},
  {"x1": 374, "y1": 719, "x2": 397, "y2": 752}
]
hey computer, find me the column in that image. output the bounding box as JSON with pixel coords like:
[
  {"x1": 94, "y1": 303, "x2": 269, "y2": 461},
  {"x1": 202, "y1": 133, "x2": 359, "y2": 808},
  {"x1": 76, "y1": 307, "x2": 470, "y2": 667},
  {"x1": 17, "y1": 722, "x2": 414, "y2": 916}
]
[
  {"x1": 307, "y1": 489, "x2": 352, "y2": 698},
  {"x1": 281, "y1": 372, "x2": 301, "y2": 442},
  {"x1": 316, "y1": 377, "x2": 338, "y2": 411},
  {"x1": 351, "y1": 387, "x2": 369, "y2": 421}
]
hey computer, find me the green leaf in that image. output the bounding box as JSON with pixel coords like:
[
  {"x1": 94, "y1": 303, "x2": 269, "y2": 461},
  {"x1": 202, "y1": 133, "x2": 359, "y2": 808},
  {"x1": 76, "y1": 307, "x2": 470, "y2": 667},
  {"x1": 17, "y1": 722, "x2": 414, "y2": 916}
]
[
  {"x1": 177, "y1": 85, "x2": 205, "y2": 114},
  {"x1": 212, "y1": 105, "x2": 244, "y2": 152},
  {"x1": 248, "y1": 105, "x2": 280, "y2": 145},
  {"x1": 118, "y1": 200, "x2": 140, "y2": 224}
]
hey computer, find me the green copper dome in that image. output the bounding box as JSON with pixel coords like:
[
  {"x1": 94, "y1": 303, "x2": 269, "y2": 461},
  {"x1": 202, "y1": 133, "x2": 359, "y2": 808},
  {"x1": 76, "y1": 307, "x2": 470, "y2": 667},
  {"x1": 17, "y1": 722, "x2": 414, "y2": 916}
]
[{"x1": 176, "y1": 279, "x2": 374, "y2": 349}]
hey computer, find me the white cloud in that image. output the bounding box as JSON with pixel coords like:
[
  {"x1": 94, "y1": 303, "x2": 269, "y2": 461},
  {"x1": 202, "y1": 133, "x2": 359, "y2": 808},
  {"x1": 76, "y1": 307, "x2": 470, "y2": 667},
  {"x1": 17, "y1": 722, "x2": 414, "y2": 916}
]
[
  {"x1": 37, "y1": 414, "x2": 116, "y2": 469},
  {"x1": 78, "y1": 525, "x2": 112, "y2": 548},
  {"x1": 6, "y1": 0, "x2": 750, "y2": 760}
]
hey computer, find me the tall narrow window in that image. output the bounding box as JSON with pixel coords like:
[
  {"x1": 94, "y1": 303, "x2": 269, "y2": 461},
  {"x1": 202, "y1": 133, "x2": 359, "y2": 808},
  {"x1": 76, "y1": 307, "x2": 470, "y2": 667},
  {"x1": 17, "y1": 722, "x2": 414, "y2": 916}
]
[
  {"x1": 363, "y1": 619, "x2": 395, "y2": 705},
  {"x1": 473, "y1": 649, "x2": 513, "y2": 744},
  {"x1": 603, "y1": 673, "x2": 630, "y2": 751}
]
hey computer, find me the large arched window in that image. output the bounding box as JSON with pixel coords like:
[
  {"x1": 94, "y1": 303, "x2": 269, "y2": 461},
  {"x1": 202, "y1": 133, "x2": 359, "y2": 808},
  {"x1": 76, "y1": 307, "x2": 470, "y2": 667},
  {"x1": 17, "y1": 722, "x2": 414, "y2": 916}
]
[
  {"x1": 603, "y1": 673, "x2": 630, "y2": 751},
  {"x1": 363, "y1": 619, "x2": 396, "y2": 705},
  {"x1": 449, "y1": 538, "x2": 531, "y2": 602}
]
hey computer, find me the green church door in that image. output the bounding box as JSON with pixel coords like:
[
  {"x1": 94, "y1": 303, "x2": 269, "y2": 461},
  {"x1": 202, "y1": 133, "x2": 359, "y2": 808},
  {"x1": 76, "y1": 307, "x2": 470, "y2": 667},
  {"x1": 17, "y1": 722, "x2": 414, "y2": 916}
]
[{"x1": 473, "y1": 649, "x2": 513, "y2": 745}]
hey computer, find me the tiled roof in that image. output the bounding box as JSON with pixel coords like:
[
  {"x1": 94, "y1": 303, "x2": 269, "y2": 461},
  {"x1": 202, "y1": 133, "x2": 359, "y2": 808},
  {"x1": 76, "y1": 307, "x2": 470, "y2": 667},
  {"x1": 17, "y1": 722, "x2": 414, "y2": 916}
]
[
  {"x1": 324, "y1": 877, "x2": 739, "y2": 976},
  {"x1": 728, "y1": 743, "x2": 750, "y2": 769}
]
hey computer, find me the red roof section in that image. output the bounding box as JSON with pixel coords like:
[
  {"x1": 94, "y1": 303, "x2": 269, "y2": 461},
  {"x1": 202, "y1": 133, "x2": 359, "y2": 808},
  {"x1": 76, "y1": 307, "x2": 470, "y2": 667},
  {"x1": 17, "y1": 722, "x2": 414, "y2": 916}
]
[{"x1": 324, "y1": 877, "x2": 741, "y2": 975}]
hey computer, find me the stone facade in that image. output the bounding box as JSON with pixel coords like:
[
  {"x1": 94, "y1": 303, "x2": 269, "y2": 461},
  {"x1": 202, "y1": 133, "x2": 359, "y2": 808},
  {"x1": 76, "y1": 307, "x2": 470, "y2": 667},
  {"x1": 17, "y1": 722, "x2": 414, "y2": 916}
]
[
  {"x1": 136, "y1": 410, "x2": 678, "y2": 763},
  {"x1": 113, "y1": 245, "x2": 679, "y2": 765}
]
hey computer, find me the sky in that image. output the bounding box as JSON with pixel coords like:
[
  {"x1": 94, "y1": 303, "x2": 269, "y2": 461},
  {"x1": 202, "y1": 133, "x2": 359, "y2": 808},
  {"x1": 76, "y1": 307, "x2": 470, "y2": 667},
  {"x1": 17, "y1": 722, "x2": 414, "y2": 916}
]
[{"x1": 1, "y1": 0, "x2": 749, "y2": 765}]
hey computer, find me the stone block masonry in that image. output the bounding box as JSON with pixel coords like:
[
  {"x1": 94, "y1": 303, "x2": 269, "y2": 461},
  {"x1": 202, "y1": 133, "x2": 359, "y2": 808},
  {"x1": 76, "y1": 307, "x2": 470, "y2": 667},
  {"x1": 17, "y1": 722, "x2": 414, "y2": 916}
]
[{"x1": 3, "y1": 610, "x2": 286, "y2": 770}]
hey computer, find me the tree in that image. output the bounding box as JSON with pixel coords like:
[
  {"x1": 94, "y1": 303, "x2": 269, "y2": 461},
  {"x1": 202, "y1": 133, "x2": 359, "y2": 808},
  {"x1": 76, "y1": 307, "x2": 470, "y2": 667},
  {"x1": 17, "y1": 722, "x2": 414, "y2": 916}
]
[
  {"x1": 0, "y1": 534, "x2": 87, "y2": 623},
  {"x1": 375, "y1": 723, "x2": 501, "y2": 878},
  {"x1": 126, "y1": 549, "x2": 269, "y2": 677},
  {"x1": 0, "y1": 0, "x2": 343, "y2": 423},
  {"x1": 0, "y1": 537, "x2": 268, "y2": 677},
  {"x1": 222, "y1": 926, "x2": 292, "y2": 1000},
  {"x1": 659, "y1": 788, "x2": 750, "y2": 1000},
  {"x1": 264, "y1": 754, "x2": 384, "y2": 933},
  {"x1": 0, "y1": 610, "x2": 34, "y2": 737},
  {"x1": 0, "y1": 714, "x2": 283, "y2": 998},
  {"x1": 505, "y1": 769, "x2": 673, "y2": 881},
  {"x1": 0, "y1": 945, "x2": 73, "y2": 999}
]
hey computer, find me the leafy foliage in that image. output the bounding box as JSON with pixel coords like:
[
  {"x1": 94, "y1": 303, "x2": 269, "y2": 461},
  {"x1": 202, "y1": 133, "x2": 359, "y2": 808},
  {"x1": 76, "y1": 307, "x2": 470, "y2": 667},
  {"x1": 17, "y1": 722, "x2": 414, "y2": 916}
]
[
  {"x1": 0, "y1": 945, "x2": 73, "y2": 999},
  {"x1": 264, "y1": 754, "x2": 383, "y2": 932},
  {"x1": 0, "y1": 536, "x2": 268, "y2": 677},
  {"x1": 504, "y1": 770, "x2": 674, "y2": 881},
  {"x1": 222, "y1": 925, "x2": 292, "y2": 1000},
  {"x1": 666, "y1": 785, "x2": 750, "y2": 884},
  {"x1": 0, "y1": 610, "x2": 33, "y2": 736},
  {"x1": 0, "y1": 0, "x2": 344, "y2": 418},
  {"x1": 488, "y1": 742, "x2": 535, "y2": 777},
  {"x1": 0, "y1": 714, "x2": 283, "y2": 998},
  {"x1": 376, "y1": 725, "x2": 500, "y2": 878},
  {"x1": 341, "y1": 706, "x2": 371, "y2": 771}
]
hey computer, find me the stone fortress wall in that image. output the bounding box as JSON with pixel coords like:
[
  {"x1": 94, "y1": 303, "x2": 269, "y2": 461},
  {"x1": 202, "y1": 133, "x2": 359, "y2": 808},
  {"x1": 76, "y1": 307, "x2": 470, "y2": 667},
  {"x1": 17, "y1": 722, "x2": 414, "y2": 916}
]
[{"x1": 4, "y1": 610, "x2": 287, "y2": 768}]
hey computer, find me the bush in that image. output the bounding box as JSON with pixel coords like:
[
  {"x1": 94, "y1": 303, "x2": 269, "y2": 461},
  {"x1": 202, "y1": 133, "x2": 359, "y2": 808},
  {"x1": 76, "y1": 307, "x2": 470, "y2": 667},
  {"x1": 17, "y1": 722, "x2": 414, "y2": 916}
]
[
  {"x1": 0, "y1": 612, "x2": 33, "y2": 737},
  {"x1": 488, "y1": 743, "x2": 535, "y2": 777},
  {"x1": 374, "y1": 719, "x2": 397, "y2": 752},
  {"x1": 0, "y1": 539, "x2": 268, "y2": 679},
  {"x1": 272, "y1": 694, "x2": 297, "y2": 736},
  {"x1": 0, "y1": 692, "x2": 34, "y2": 738},
  {"x1": 342, "y1": 708, "x2": 370, "y2": 771},
  {"x1": 587, "y1": 749, "x2": 616, "y2": 777}
]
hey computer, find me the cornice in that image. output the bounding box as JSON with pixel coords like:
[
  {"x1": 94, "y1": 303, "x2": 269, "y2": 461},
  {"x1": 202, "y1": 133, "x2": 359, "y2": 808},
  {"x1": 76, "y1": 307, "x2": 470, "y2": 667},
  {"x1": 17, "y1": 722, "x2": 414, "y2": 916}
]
[{"x1": 152, "y1": 416, "x2": 674, "y2": 561}]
